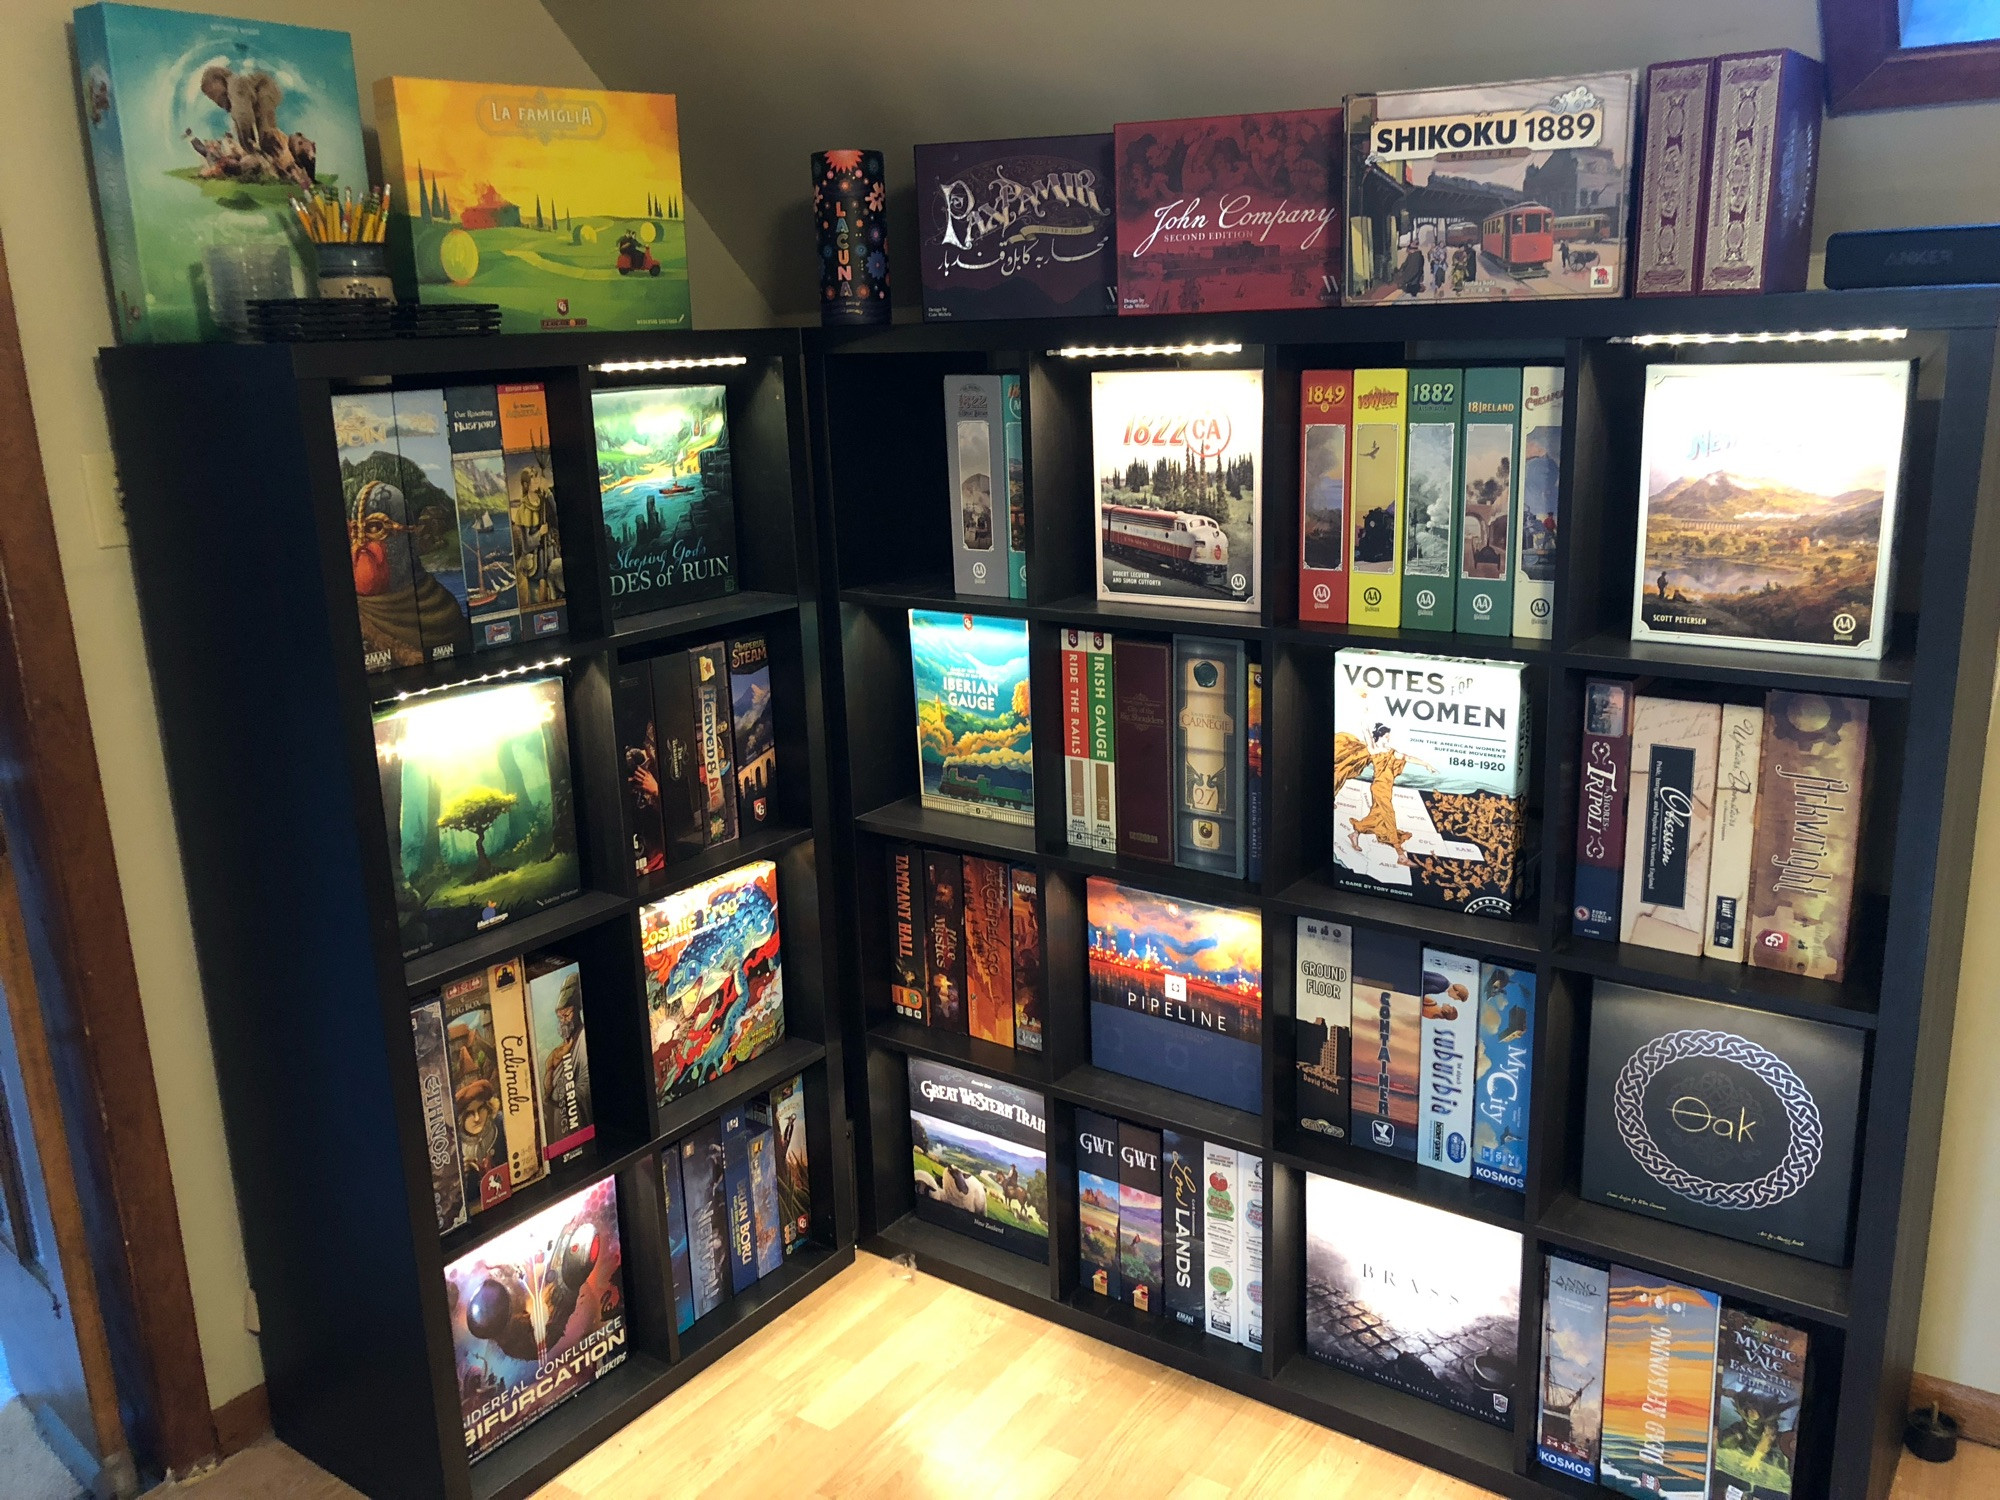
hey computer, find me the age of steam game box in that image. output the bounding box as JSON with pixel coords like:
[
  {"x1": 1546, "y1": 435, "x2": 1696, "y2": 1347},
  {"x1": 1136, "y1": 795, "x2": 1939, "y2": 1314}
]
[{"x1": 1345, "y1": 71, "x2": 1637, "y2": 305}]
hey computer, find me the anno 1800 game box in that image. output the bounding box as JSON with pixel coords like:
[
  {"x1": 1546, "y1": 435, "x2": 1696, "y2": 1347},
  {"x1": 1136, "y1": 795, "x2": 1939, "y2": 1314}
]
[{"x1": 1345, "y1": 71, "x2": 1637, "y2": 305}]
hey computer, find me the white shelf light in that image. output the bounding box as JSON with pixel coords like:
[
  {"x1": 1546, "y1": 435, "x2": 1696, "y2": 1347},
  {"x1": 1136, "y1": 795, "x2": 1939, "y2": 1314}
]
[
  {"x1": 385, "y1": 655, "x2": 572, "y2": 706},
  {"x1": 1049, "y1": 342, "x2": 1245, "y2": 359},
  {"x1": 1612, "y1": 327, "x2": 1908, "y2": 348},
  {"x1": 591, "y1": 355, "x2": 751, "y2": 373}
]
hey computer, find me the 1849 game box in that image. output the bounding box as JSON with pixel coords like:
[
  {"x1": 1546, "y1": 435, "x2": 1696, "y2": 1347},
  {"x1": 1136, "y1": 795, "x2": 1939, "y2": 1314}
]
[{"x1": 1345, "y1": 71, "x2": 1637, "y2": 305}]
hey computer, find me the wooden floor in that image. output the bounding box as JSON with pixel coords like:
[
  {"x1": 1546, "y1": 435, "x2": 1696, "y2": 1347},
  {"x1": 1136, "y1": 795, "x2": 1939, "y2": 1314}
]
[{"x1": 154, "y1": 1249, "x2": 2000, "y2": 1498}]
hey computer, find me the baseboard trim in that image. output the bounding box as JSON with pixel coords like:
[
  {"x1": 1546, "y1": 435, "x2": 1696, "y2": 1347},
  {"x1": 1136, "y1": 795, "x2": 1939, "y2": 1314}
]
[
  {"x1": 211, "y1": 1385, "x2": 269, "y2": 1458},
  {"x1": 1911, "y1": 1371, "x2": 2000, "y2": 1449}
]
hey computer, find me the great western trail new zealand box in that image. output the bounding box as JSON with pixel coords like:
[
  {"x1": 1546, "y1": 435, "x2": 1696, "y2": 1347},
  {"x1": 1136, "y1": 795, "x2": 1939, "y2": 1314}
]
[
  {"x1": 74, "y1": 4, "x2": 366, "y2": 342},
  {"x1": 376, "y1": 77, "x2": 689, "y2": 334}
]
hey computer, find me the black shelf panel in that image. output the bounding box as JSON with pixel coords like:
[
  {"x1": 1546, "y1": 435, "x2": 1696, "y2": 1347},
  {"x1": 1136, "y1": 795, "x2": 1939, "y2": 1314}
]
[
  {"x1": 1273, "y1": 1125, "x2": 1526, "y2": 1231},
  {"x1": 470, "y1": 1351, "x2": 671, "y2": 1500},
  {"x1": 1036, "y1": 592, "x2": 1266, "y2": 640},
  {"x1": 1274, "y1": 622, "x2": 1557, "y2": 662},
  {"x1": 868, "y1": 1017, "x2": 1050, "y2": 1086},
  {"x1": 1554, "y1": 934, "x2": 1879, "y2": 1030},
  {"x1": 1536, "y1": 1192, "x2": 1851, "y2": 1328},
  {"x1": 677, "y1": 1241, "x2": 847, "y2": 1362},
  {"x1": 635, "y1": 822, "x2": 814, "y2": 906},
  {"x1": 1063, "y1": 1285, "x2": 1264, "y2": 1382},
  {"x1": 404, "y1": 890, "x2": 633, "y2": 995},
  {"x1": 1270, "y1": 869, "x2": 1542, "y2": 962},
  {"x1": 1051, "y1": 1065, "x2": 1263, "y2": 1155},
  {"x1": 608, "y1": 590, "x2": 800, "y2": 653},
  {"x1": 1270, "y1": 1353, "x2": 1521, "y2": 1485},
  {"x1": 654, "y1": 1035, "x2": 828, "y2": 1144},
  {"x1": 870, "y1": 1212, "x2": 1052, "y2": 1302},
  {"x1": 854, "y1": 795, "x2": 1039, "y2": 862},
  {"x1": 371, "y1": 634, "x2": 591, "y2": 706},
  {"x1": 1563, "y1": 634, "x2": 1914, "y2": 700},
  {"x1": 842, "y1": 577, "x2": 1033, "y2": 622},
  {"x1": 441, "y1": 1122, "x2": 654, "y2": 1260}
]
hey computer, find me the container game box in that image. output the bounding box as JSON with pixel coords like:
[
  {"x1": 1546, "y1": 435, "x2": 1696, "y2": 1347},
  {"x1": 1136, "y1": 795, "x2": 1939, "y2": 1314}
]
[{"x1": 1345, "y1": 71, "x2": 1637, "y2": 305}]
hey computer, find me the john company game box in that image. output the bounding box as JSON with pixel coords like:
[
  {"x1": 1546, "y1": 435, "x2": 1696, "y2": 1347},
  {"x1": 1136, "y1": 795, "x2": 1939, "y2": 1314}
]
[
  {"x1": 75, "y1": 5, "x2": 367, "y2": 344},
  {"x1": 915, "y1": 134, "x2": 1116, "y2": 320},
  {"x1": 907, "y1": 1058, "x2": 1049, "y2": 1261},
  {"x1": 446, "y1": 1177, "x2": 626, "y2": 1458},
  {"x1": 1113, "y1": 109, "x2": 1343, "y2": 314},
  {"x1": 1330, "y1": 650, "x2": 1531, "y2": 917},
  {"x1": 1582, "y1": 984, "x2": 1865, "y2": 1265},
  {"x1": 1344, "y1": 71, "x2": 1637, "y2": 305},
  {"x1": 375, "y1": 78, "x2": 688, "y2": 334}
]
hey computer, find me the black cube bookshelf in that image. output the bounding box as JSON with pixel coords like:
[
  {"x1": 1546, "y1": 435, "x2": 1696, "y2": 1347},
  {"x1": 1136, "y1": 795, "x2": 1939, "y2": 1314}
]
[
  {"x1": 807, "y1": 289, "x2": 2000, "y2": 1500},
  {"x1": 100, "y1": 328, "x2": 856, "y2": 1500}
]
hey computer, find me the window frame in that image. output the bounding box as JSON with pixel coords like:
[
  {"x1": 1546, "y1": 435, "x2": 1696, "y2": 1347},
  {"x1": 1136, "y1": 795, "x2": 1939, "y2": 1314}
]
[{"x1": 1824, "y1": 0, "x2": 2000, "y2": 110}]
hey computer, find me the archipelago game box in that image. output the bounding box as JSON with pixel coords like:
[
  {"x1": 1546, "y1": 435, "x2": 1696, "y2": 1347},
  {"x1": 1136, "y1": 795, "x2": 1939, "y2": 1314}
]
[
  {"x1": 1633, "y1": 362, "x2": 1912, "y2": 659},
  {"x1": 640, "y1": 859, "x2": 785, "y2": 1105},
  {"x1": 915, "y1": 134, "x2": 1116, "y2": 320},
  {"x1": 1113, "y1": 109, "x2": 1342, "y2": 314},
  {"x1": 907, "y1": 1058, "x2": 1049, "y2": 1261},
  {"x1": 375, "y1": 78, "x2": 688, "y2": 334},
  {"x1": 1345, "y1": 71, "x2": 1637, "y2": 305},
  {"x1": 909, "y1": 610, "x2": 1034, "y2": 826},
  {"x1": 1582, "y1": 984, "x2": 1865, "y2": 1265},
  {"x1": 446, "y1": 1177, "x2": 626, "y2": 1459},
  {"x1": 74, "y1": 5, "x2": 366, "y2": 344},
  {"x1": 593, "y1": 383, "x2": 738, "y2": 618},
  {"x1": 1330, "y1": 650, "x2": 1531, "y2": 917},
  {"x1": 1086, "y1": 877, "x2": 1263, "y2": 1113},
  {"x1": 373, "y1": 677, "x2": 580, "y2": 958},
  {"x1": 1092, "y1": 368, "x2": 1264, "y2": 614},
  {"x1": 1304, "y1": 1173, "x2": 1522, "y2": 1426}
]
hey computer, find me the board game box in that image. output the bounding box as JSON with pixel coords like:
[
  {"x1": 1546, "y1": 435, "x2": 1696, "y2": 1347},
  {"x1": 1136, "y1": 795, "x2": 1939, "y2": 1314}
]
[
  {"x1": 593, "y1": 383, "x2": 738, "y2": 618},
  {"x1": 1346, "y1": 71, "x2": 1637, "y2": 305},
  {"x1": 1537, "y1": 1256, "x2": 1608, "y2": 1482},
  {"x1": 375, "y1": 77, "x2": 688, "y2": 334},
  {"x1": 447, "y1": 1177, "x2": 626, "y2": 1459},
  {"x1": 1293, "y1": 917, "x2": 1352, "y2": 1140},
  {"x1": 1076, "y1": 1109, "x2": 1123, "y2": 1301},
  {"x1": 915, "y1": 134, "x2": 1116, "y2": 320},
  {"x1": 1713, "y1": 1309, "x2": 1810, "y2": 1500},
  {"x1": 1092, "y1": 369, "x2": 1263, "y2": 614},
  {"x1": 1114, "y1": 109, "x2": 1343, "y2": 314},
  {"x1": 373, "y1": 677, "x2": 580, "y2": 958},
  {"x1": 1748, "y1": 692, "x2": 1868, "y2": 982},
  {"x1": 909, "y1": 610, "x2": 1035, "y2": 825},
  {"x1": 1472, "y1": 963, "x2": 1534, "y2": 1191},
  {"x1": 908, "y1": 1059, "x2": 1049, "y2": 1261},
  {"x1": 1601, "y1": 1268, "x2": 1719, "y2": 1500},
  {"x1": 75, "y1": 4, "x2": 366, "y2": 343},
  {"x1": 639, "y1": 860, "x2": 785, "y2": 1105},
  {"x1": 1632, "y1": 361, "x2": 1912, "y2": 659}
]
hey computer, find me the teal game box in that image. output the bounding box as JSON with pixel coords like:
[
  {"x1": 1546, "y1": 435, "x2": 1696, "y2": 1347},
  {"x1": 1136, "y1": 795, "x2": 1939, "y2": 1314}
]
[{"x1": 73, "y1": 4, "x2": 366, "y2": 343}]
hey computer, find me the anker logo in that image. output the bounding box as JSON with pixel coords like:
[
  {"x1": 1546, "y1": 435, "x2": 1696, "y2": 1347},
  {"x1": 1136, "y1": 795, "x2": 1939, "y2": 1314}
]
[{"x1": 1886, "y1": 248, "x2": 1952, "y2": 266}]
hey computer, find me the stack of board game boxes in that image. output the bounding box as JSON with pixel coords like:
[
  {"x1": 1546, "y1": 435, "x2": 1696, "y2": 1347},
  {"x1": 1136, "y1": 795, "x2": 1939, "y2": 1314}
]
[
  {"x1": 884, "y1": 845, "x2": 1043, "y2": 1052},
  {"x1": 1074, "y1": 1114, "x2": 1264, "y2": 1352},
  {"x1": 613, "y1": 633, "x2": 780, "y2": 883},
  {"x1": 660, "y1": 1075, "x2": 814, "y2": 1330},
  {"x1": 942, "y1": 374, "x2": 1028, "y2": 598}
]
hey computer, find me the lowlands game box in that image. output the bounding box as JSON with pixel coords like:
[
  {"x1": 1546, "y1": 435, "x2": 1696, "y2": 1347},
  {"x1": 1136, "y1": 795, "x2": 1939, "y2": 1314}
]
[
  {"x1": 915, "y1": 134, "x2": 1116, "y2": 320},
  {"x1": 1582, "y1": 984, "x2": 1865, "y2": 1264},
  {"x1": 447, "y1": 1177, "x2": 625, "y2": 1458},
  {"x1": 1331, "y1": 650, "x2": 1531, "y2": 916},
  {"x1": 640, "y1": 860, "x2": 785, "y2": 1105},
  {"x1": 375, "y1": 77, "x2": 689, "y2": 334},
  {"x1": 907, "y1": 1059, "x2": 1049, "y2": 1261},
  {"x1": 1113, "y1": 110, "x2": 1342, "y2": 314},
  {"x1": 75, "y1": 4, "x2": 367, "y2": 343},
  {"x1": 910, "y1": 610, "x2": 1035, "y2": 825},
  {"x1": 1345, "y1": 71, "x2": 1637, "y2": 305},
  {"x1": 1633, "y1": 361, "x2": 1912, "y2": 659},
  {"x1": 592, "y1": 384, "x2": 738, "y2": 618}
]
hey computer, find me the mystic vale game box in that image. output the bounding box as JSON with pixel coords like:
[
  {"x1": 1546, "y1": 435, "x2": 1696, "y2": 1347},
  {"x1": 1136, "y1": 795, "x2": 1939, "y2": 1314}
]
[{"x1": 1345, "y1": 71, "x2": 1637, "y2": 305}]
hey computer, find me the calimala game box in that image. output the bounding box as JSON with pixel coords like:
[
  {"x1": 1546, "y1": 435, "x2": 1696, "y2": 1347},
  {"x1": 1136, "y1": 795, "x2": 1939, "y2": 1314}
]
[
  {"x1": 1345, "y1": 71, "x2": 1637, "y2": 305},
  {"x1": 75, "y1": 4, "x2": 367, "y2": 343},
  {"x1": 1114, "y1": 110, "x2": 1343, "y2": 314},
  {"x1": 376, "y1": 78, "x2": 689, "y2": 334},
  {"x1": 448, "y1": 1177, "x2": 626, "y2": 1459},
  {"x1": 915, "y1": 134, "x2": 1117, "y2": 320}
]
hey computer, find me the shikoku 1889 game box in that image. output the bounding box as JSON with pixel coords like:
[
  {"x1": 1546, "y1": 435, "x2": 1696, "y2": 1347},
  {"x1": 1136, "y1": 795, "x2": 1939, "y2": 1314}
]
[{"x1": 1345, "y1": 71, "x2": 1637, "y2": 305}]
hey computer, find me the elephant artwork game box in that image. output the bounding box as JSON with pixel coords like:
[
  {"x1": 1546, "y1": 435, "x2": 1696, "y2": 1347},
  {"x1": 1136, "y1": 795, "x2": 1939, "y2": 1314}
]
[
  {"x1": 375, "y1": 77, "x2": 689, "y2": 333},
  {"x1": 74, "y1": 4, "x2": 368, "y2": 342}
]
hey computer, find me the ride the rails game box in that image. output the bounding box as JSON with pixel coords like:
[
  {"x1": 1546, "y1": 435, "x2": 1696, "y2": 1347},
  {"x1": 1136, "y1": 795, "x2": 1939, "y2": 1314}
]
[{"x1": 1345, "y1": 71, "x2": 1637, "y2": 305}]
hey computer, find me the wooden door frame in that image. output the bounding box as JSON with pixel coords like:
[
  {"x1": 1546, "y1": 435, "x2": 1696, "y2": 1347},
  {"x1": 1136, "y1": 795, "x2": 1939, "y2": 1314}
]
[{"x1": 0, "y1": 235, "x2": 219, "y2": 1475}]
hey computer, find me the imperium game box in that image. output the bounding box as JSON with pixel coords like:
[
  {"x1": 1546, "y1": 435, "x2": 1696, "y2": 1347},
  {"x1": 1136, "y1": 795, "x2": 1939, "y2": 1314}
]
[{"x1": 1345, "y1": 71, "x2": 1637, "y2": 305}]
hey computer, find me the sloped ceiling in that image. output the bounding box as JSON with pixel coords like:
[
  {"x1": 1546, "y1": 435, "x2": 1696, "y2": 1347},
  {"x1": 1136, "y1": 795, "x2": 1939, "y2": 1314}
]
[{"x1": 541, "y1": 0, "x2": 1995, "y2": 322}]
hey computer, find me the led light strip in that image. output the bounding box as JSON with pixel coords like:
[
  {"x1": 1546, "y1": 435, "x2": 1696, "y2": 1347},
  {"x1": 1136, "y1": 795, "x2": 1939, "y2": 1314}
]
[
  {"x1": 1050, "y1": 342, "x2": 1244, "y2": 359},
  {"x1": 386, "y1": 655, "x2": 572, "y2": 706},
  {"x1": 591, "y1": 355, "x2": 750, "y2": 373},
  {"x1": 1613, "y1": 327, "x2": 1908, "y2": 347}
]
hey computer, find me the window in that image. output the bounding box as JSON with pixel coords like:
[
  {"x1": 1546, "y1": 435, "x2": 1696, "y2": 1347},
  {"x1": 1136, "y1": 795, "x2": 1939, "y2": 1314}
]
[{"x1": 1824, "y1": 0, "x2": 2000, "y2": 109}]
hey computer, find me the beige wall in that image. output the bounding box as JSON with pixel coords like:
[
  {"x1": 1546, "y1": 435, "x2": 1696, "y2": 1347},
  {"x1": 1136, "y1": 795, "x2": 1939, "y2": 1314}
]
[{"x1": 0, "y1": 0, "x2": 762, "y2": 1411}]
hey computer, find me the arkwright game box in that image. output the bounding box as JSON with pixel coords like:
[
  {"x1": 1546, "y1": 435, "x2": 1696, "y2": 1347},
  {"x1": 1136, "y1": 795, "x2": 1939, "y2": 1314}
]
[{"x1": 1345, "y1": 71, "x2": 1637, "y2": 305}]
